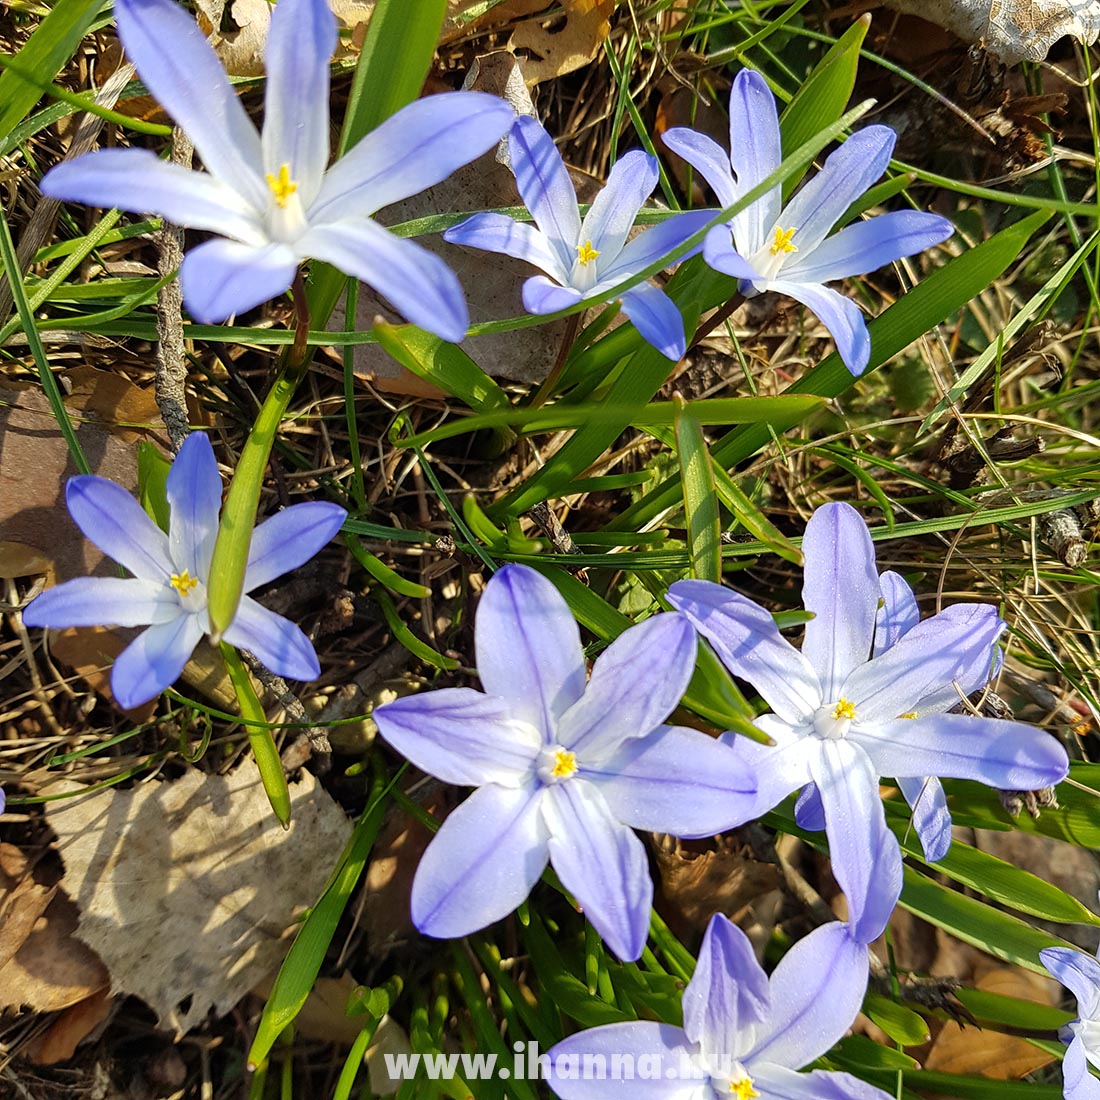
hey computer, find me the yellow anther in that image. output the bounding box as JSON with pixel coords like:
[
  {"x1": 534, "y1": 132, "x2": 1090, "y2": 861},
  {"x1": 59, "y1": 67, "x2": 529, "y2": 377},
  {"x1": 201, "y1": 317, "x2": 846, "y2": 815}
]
[
  {"x1": 832, "y1": 698, "x2": 857, "y2": 721},
  {"x1": 729, "y1": 1077, "x2": 759, "y2": 1100},
  {"x1": 550, "y1": 748, "x2": 578, "y2": 779},
  {"x1": 899, "y1": 712, "x2": 918, "y2": 720},
  {"x1": 769, "y1": 225, "x2": 798, "y2": 255},
  {"x1": 170, "y1": 570, "x2": 198, "y2": 596},
  {"x1": 576, "y1": 239, "x2": 600, "y2": 265},
  {"x1": 266, "y1": 163, "x2": 299, "y2": 209}
]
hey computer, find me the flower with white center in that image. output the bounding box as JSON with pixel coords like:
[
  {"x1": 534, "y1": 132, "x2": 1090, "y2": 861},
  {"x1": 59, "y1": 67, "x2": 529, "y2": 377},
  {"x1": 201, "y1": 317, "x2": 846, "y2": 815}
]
[
  {"x1": 667, "y1": 501, "x2": 1069, "y2": 943},
  {"x1": 22, "y1": 433, "x2": 346, "y2": 710},
  {"x1": 1042, "y1": 940, "x2": 1100, "y2": 1100},
  {"x1": 547, "y1": 912, "x2": 889, "y2": 1100},
  {"x1": 444, "y1": 116, "x2": 712, "y2": 360},
  {"x1": 372, "y1": 564, "x2": 758, "y2": 961},
  {"x1": 661, "y1": 68, "x2": 954, "y2": 375},
  {"x1": 40, "y1": 0, "x2": 514, "y2": 337}
]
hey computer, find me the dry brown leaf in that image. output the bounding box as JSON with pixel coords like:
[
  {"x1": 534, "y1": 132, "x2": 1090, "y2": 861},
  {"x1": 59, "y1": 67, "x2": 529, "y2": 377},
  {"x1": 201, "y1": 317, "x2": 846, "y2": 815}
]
[
  {"x1": 23, "y1": 988, "x2": 115, "y2": 1065},
  {"x1": 0, "y1": 377, "x2": 161, "y2": 584},
  {"x1": 925, "y1": 966, "x2": 1061, "y2": 1077},
  {"x1": 510, "y1": 0, "x2": 615, "y2": 85},
  {"x1": 882, "y1": 0, "x2": 1100, "y2": 63},
  {"x1": 0, "y1": 889, "x2": 110, "y2": 1014},
  {"x1": 44, "y1": 762, "x2": 352, "y2": 1035},
  {"x1": 253, "y1": 971, "x2": 365, "y2": 1046}
]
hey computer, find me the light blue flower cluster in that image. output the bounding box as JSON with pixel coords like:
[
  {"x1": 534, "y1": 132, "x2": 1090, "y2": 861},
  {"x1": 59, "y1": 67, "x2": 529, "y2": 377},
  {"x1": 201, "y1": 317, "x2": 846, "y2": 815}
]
[{"x1": 38, "y1": 0, "x2": 953, "y2": 366}]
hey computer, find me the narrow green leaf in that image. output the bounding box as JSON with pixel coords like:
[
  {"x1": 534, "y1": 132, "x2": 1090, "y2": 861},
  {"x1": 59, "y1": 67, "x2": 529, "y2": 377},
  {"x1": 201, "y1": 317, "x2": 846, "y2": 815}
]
[
  {"x1": 137, "y1": 442, "x2": 171, "y2": 533},
  {"x1": 675, "y1": 398, "x2": 721, "y2": 583},
  {"x1": 373, "y1": 587, "x2": 458, "y2": 670},
  {"x1": 831, "y1": 1034, "x2": 919, "y2": 1070},
  {"x1": 778, "y1": 14, "x2": 870, "y2": 199},
  {"x1": 899, "y1": 865, "x2": 1078, "y2": 973},
  {"x1": 373, "y1": 322, "x2": 511, "y2": 414},
  {"x1": 248, "y1": 773, "x2": 389, "y2": 1070},
  {"x1": 862, "y1": 991, "x2": 930, "y2": 1046},
  {"x1": 393, "y1": 393, "x2": 824, "y2": 449},
  {"x1": 345, "y1": 534, "x2": 431, "y2": 599},
  {"x1": 0, "y1": 0, "x2": 103, "y2": 141},
  {"x1": 955, "y1": 987, "x2": 1072, "y2": 1033},
  {"x1": 895, "y1": 810, "x2": 1100, "y2": 927}
]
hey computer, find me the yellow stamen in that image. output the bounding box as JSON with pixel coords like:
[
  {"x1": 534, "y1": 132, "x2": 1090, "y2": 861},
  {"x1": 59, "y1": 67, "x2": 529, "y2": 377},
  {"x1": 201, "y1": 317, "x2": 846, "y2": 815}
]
[
  {"x1": 729, "y1": 1077, "x2": 759, "y2": 1100},
  {"x1": 899, "y1": 712, "x2": 918, "y2": 720},
  {"x1": 576, "y1": 239, "x2": 600, "y2": 265},
  {"x1": 832, "y1": 698, "x2": 857, "y2": 721},
  {"x1": 550, "y1": 748, "x2": 578, "y2": 779},
  {"x1": 170, "y1": 570, "x2": 198, "y2": 596},
  {"x1": 769, "y1": 225, "x2": 798, "y2": 255},
  {"x1": 266, "y1": 163, "x2": 299, "y2": 209}
]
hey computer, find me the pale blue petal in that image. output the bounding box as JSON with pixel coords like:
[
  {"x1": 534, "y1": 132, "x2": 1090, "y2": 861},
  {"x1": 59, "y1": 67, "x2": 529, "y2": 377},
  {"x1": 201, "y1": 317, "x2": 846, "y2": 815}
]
[
  {"x1": 300, "y1": 218, "x2": 468, "y2": 342},
  {"x1": 580, "y1": 149, "x2": 658, "y2": 261},
  {"x1": 747, "y1": 923, "x2": 870, "y2": 1068},
  {"x1": 843, "y1": 603, "x2": 1005, "y2": 722},
  {"x1": 786, "y1": 211, "x2": 954, "y2": 285},
  {"x1": 728, "y1": 69, "x2": 782, "y2": 257},
  {"x1": 661, "y1": 128, "x2": 737, "y2": 209},
  {"x1": 898, "y1": 776, "x2": 952, "y2": 862},
  {"x1": 599, "y1": 210, "x2": 713, "y2": 284},
  {"x1": 41, "y1": 150, "x2": 264, "y2": 242},
  {"x1": 261, "y1": 0, "x2": 335, "y2": 205},
  {"x1": 110, "y1": 612, "x2": 205, "y2": 709},
  {"x1": 179, "y1": 239, "x2": 298, "y2": 324},
  {"x1": 21, "y1": 577, "x2": 177, "y2": 629},
  {"x1": 522, "y1": 275, "x2": 584, "y2": 313},
  {"x1": 703, "y1": 225, "x2": 761, "y2": 281},
  {"x1": 547, "y1": 1023, "x2": 706, "y2": 1100},
  {"x1": 590, "y1": 725, "x2": 758, "y2": 837},
  {"x1": 114, "y1": 0, "x2": 266, "y2": 208},
  {"x1": 668, "y1": 580, "x2": 822, "y2": 724},
  {"x1": 557, "y1": 612, "x2": 696, "y2": 758},
  {"x1": 684, "y1": 914, "x2": 769, "y2": 1064},
  {"x1": 543, "y1": 780, "x2": 653, "y2": 961},
  {"x1": 411, "y1": 782, "x2": 549, "y2": 938},
  {"x1": 800, "y1": 502, "x2": 879, "y2": 698},
  {"x1": 245, "y1": 501, "x2": 347, "y2": 591},
  {"x1": 1064, "y1": 1034, "x2": 1100, "y2": 1100},
  {"x1": 474, "y1": 564, "x2": 587, "y2": 735},
  {"x1": 220, "y1": 594, "x2": 320, "y2": 680},
  {"x1": 509, "y1": 116, "x2": 582, "y2": 272},
  {"x1": 767, "y1": 278, "x2": 870, "y2": 376},
  {"x1": 166, "y1": 432, "x2": 221, "y2": 579},
  {"x1": 720, "y1": 723, "x2": 813, "y2": 817},
  {"x1": 309, "y1": 93, "x2": 514, "y2": 223},
  {"x1": 619, "y1": 284, "x2": 687, "y2": 360},
  {"x1": 851, "y1": 713, "x2": 1069, "y2": 790},
  {"x1": 810, "y1": 739, "x2": 902, "y2": 945},
  {"x1": 779, "y1": 126, "x2": 896, "y2": 256},
  {"x1": 752, "y1": 1065, "x2": 892, "y2": 1100},
  {"x1": 443, "y1": 213, "x2": 569, "y2": 284},
  {"x1": 794, "y1": 784, "x2": 825, "y2": 831},
  {"x1": 373, "y1": 688, "x2": 542, "y2": 787},
  {"x1": 65, "y1": 475, "x2": 173, "y2": 581},
  {"x1": 1042, "y1": 947, "x2": 1100, "y2": 1018},
  {"x1": 873, "y1": 570, "x2": 919, "y2": 657}
]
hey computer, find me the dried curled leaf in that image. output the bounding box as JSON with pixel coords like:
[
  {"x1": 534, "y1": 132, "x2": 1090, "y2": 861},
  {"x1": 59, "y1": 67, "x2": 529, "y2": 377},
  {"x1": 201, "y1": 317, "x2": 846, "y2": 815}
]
[{"x1": 882, "y1": 0, "x2": 1100, "y2": 64}]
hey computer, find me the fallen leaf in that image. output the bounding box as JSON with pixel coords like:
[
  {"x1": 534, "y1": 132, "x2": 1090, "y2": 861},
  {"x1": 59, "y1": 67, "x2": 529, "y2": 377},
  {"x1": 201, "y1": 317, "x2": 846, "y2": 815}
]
[
  {"x1": 44, "y1": 761, "x2": 352, "y2": 1035},
  {"x1": 881, "y1": 0, "x2": 1100, "y2": 64},
  {"x1": 510, "y1": 0, "x2": 615, "y2": 85},
  {"x1": 0, "y1": 888, "x2": 110, "y2": 1014},
  {"x1": 23, "y1": 987, "x2": 115, "y2": 1065},
  {"x1": 253, "y1": 971, "x2": 366, "y2": 1046},
  {"x1": 925, "y1": 965, "x2": 1061, "y2": 1077}
]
